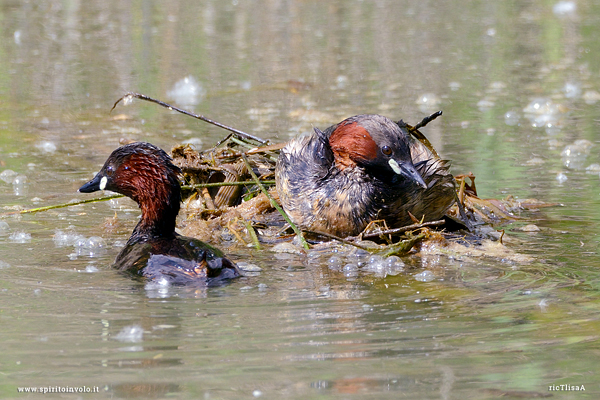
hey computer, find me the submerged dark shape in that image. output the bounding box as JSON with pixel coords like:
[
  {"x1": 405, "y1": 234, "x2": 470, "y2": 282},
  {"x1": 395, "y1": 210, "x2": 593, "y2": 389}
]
[
  {"x1": 79, "y1": 142, "x2": 240, "y2": 286},
  {"x1": 276, "y1": 114, "x2": 456, "y2": 237}
]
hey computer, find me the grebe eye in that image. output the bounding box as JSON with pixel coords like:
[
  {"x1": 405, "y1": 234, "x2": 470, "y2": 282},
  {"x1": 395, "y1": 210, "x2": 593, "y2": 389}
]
[{"x1": 382, "y1": 145, "x2": 392, "y2": 156}]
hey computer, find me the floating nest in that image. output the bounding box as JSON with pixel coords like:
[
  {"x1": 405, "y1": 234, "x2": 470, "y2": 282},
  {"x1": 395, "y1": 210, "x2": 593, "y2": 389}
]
[
  {"x1": 165, "y1": 113, "x2": 552, "y2": 258},
  {"x1": 110, "y1": 92, "x2": 555, "y2": 258}
]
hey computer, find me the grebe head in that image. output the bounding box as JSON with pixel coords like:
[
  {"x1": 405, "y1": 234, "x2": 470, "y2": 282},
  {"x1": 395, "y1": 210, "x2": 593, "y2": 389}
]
[
  {"x1": 79, "y1": 142, "x2": 182, "y2": 237},
  {"x1": 327, "y1": 114, "x2": 427, "y2": 188}
]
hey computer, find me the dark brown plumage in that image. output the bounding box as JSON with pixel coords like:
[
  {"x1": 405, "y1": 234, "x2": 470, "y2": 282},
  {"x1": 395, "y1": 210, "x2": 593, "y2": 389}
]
[
  {"x1": 276, "y1": 114, "x2": 456, "y2": 237},
  {"x1": 79, "y1": 142, "x2": 240, "y2": 286}
]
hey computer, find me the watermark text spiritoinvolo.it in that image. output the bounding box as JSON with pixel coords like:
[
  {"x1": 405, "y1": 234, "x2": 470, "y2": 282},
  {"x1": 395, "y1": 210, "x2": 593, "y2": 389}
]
[{"x1": 17, "y1": 386, "x2": 100, "y2": 394}]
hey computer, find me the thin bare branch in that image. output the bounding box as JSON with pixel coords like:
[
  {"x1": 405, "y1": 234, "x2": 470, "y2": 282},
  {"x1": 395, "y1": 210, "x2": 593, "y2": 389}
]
[{"x1": 112, "y1": 92, "x2": 268, "y2": 144}]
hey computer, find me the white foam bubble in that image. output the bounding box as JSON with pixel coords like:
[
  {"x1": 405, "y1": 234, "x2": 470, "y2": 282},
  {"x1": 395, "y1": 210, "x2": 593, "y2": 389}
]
[
  {"x1": 167, "y1": 76, "x2": 205, "y2": 107},
  {"x1": 0, "y1": 169, "x2": 17, "y2": 183},
  {"x1": 561, "y1": 140, "x2": 593, "y2": 170},
  {"x1": 35, "y1": 141, "x2": 57, "y2": 154},
  {"x1": 556, "y1": 172, "x2": 568, "y2": 184},
  {"x1": 504, "y1": 110, "x2": 520, "y2": 126},
  {"x1": 114, "y1": 324, "x2": 144, "y2": 343},
  {"x1": 414, "y1": 270, "x2": 435, "y2": 282},
  {"x1": 9, "y1": 231, "x2": 31, "y2": 243},
  {"x1": 563, "y1": 82, "x2": 581, "y2": 99},
  {"x1": 553, "y1": 1, "x2": 577, "y2": 17}
]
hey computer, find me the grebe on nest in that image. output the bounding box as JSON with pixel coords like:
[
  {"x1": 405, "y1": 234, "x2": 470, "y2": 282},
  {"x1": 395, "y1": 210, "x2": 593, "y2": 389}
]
[{"x1": 276, "y1": 114, "x2": 455, "y2": 237}]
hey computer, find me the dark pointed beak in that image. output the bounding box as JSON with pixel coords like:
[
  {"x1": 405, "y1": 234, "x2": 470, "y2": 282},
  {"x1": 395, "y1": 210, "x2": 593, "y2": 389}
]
[
  {"x1": 389, "y1": 159, "x2": 427, "y2": 189},
  {"x1": 78, "y1": 174, "x2": 103, "y2": 193}
]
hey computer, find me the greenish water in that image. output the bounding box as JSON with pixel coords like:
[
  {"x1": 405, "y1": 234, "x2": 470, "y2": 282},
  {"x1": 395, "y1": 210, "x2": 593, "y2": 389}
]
[{"x1": 1, "y1": 1, "x2": 600, "y2": 399}]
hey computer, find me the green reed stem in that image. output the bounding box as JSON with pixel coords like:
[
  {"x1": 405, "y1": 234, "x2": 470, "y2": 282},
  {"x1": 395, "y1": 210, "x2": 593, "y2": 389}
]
[{"x1": 240, "y1": 154, "x2": 309, "y2": 250}]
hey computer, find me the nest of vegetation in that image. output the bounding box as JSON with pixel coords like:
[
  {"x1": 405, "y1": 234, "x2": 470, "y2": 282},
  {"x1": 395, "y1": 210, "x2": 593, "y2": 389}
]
[{"x1": 169, "y1": 117, "x2": 552, "y2": 257}]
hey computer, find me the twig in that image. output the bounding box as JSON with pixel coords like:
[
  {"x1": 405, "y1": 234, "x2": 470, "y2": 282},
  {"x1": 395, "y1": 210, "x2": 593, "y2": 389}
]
[
  {"x1": 413, "y1": 110, "x2": 443, "y2": 130},
  {"x1": 182, "y1": 180, "x2": 275, "y2": 190},
  {"x1": 2, "y1": 180, "x2": 275, "y2": 217},
  {"x1": 398, "y1": 111, "x2": 443, "y2": 159},
  {"x1": 112, "y1": 92, "x2": 268, "y2": 144},
  {"x1": 240, "y1": 154, "x2": 310, "y2": 250},
  {"x1": 377, "y1": 232, "x2": 427, "y2": 257},
  {"x1": 361, "y1": 219, "x2": 445, "y2": 239},
  {"x1": 0, "y1": 194, "x2": 123, "y2": 216},
  {"x1": 304, "y1": 230, "x2": 370, "y2": 251}
]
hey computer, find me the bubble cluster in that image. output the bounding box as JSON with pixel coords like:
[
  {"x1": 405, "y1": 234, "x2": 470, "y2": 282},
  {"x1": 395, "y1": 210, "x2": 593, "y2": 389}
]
[
  {"x1": 55, "y1": 227, "x2": 107, "y2": 258},
  {"x1": 325, "y1": 248, "x2": 404, "y2": 278},
  {"x1": 74, "y1": 236, "x2": 108, "y2": 257},
  {"x1": 362, "y1": 255, "x2": 405, "y2": 277},
  {"x1": 523, "y1": 97, "x2": 563, "y2": 130},
  {"x1": 53, "y1": 227, "x2": 85, "y2": 247}
]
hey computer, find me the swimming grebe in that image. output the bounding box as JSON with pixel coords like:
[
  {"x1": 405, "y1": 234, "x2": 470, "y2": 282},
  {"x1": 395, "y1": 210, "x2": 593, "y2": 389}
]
[
  {"x1": 79, "y1": 142, "x2": 240, "y2": 285},
  {"x1": 276, "y1": 114, "x2": 456, "y2": 237}
]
